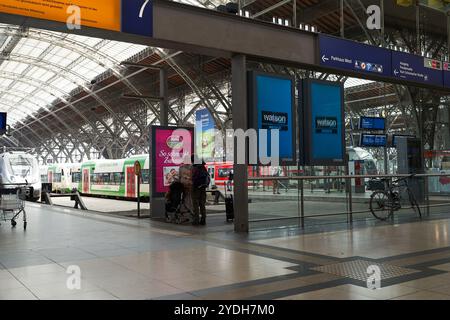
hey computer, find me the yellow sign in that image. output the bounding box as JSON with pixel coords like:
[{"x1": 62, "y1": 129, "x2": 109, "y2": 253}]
[{"x1": 0, "y1": 0, "x2": 121, "y2": 32}]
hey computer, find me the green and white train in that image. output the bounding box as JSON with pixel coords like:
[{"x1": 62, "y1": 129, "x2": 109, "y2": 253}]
[{"x1": 40, "y1": 155, "x2": 150, "y2": 199}]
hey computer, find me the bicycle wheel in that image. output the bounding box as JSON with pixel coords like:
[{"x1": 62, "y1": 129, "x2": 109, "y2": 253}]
[
  {"x1": 407, "y1": 189, "x2": 422, "y2": 219},
  {"x1": 370, "y1": 191, "x2": 393, "y2": 221}
]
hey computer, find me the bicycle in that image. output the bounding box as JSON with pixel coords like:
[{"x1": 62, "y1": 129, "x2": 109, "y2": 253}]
[{"x1": 369, "y1": 174, "x2": 422, "y2": 221}]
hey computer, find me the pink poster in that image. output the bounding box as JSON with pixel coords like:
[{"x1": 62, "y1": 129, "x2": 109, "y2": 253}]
[{"x1": 153, "y1": 127, "x2": 193, "y2": 195}]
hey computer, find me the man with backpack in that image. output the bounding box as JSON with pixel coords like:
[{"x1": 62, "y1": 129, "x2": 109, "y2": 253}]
[{"x1": 191, "y1": 154, "x2": 210, "y2": 226}]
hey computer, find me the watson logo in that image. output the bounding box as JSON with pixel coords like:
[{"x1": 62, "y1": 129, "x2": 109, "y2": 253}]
[
  {"x1": 315, "y1": 116, "x2": 338, "y2": 134},
  {"x1": 261, "y1": 111, "x2": 288, "y2": 131}
]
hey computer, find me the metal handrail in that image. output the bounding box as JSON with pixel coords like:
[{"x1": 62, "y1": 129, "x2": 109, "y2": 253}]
[{"x1": 248, "y1": 173, "x2": 450, "y2": 181}]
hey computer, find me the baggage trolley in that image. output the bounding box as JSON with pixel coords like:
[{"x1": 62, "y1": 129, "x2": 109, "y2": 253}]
[{"x1": 0, "y1": 188, "x2": 27, "y2": 230}]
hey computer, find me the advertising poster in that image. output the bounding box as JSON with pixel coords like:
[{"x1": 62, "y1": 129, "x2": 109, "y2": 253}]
[
  {"x1": 302, "y1": 79, "x2": 345, "y2": 166},
  {"x1": 0, "y1": 0, "x2": 153, "y2": 36},
  {"x1": 195, "y1": 108, "x2": 216, "y2": 161},
  {"x1": 0, "y1": 0, "x2": 121, "y2": 31},
  {"x1": 151, "y1": 126, "x2": 194, "y2": 197},
  {"x1": 248, "y1": 71, "x2": 296, "y2": 164}
]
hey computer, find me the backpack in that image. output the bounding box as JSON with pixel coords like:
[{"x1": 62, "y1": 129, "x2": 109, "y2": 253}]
[{"x1": 192, "y1": 166, "x2": 210, "y2": 189}]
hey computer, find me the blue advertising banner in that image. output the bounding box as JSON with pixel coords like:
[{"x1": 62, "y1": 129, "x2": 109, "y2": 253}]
[
  {"x1": 121, "y1": 0, "x2": 153, "y2": 37},
  {"x1": 359, "y1": 117, "x2": 385, "y2": 131},
  {"x1": 391, "y1": 51, "x2": 443, "y2": 86},
  {"x1": 302, "y1": 79, "x2": 345, "y2": 166},
  {"x1": 248, "y1": 71, "x2": 296, "y2": 164},
  {"x1": 360, "y1": 134, "x2": 387, "y2": 147},
  {"x1": 0, "y1": 112, "x2": 6, "y2": 133},
  {"x1": 195, "y1": 108, "x2": 216, "y2": 161},
  {"x1": 318, "y1": 34, "x2": 391, "y2": 78}
]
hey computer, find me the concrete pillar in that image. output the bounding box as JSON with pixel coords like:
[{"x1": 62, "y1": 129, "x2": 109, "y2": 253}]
[
  {"x1": 231, "y1": 54, "x2": 249, "y2": 233},
  {"x1": 160, "y1": 68, "x2": 169, "y2": 126}
]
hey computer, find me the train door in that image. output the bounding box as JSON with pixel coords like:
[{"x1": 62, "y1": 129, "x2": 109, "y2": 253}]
[
  {"x1": 126, "y1": 166, "x2": 136, "y2": 198},
  {"x1": 48, "y1": 171, "x2": 53, "y2": 184},
  {"x1": 82, "y1": 169, "x2": 90, "y2": 193}
]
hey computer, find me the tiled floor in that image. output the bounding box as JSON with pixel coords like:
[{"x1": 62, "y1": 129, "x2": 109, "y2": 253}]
[{"x1": 2, "y1": 202, "x2": 450, "y2": 300}]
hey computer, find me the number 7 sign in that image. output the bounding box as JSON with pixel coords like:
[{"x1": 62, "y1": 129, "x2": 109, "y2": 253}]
[{"x1": 122, "y1": 0, "x2": 153, "y2": 37}]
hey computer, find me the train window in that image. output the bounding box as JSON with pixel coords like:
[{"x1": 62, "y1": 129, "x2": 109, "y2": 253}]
[
  {"x1": 218, "y1": 168, "x2": 232, "y2": 178},
  {"x1": 141, "y1": 170, "x2": 150, "y2": 184},
  {"x1": 92, "y1": 172, "x2": 123, "y2": 185},
  {"x1": 41, "y1": 175, "x2": 47, "y2": 183},
  {"x1": 72, "y1": 172, "x2": 81, "y2": 183},
  {"x1": 53, "y1": 173, "x2": 62, "y2": 183},
  {"x1": 208, "y1": 168, "x2": 215, "y2": 179},
  {"x1": 9, "y1": 155, "x2": 34, "y2": 177}
]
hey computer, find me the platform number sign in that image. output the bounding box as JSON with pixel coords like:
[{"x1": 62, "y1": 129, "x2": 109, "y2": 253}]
[{"x1": 121, "y1": 0, "x2": 153, "y2": 37}]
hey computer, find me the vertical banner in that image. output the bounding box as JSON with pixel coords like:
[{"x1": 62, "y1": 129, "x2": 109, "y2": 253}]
[
  {"x1": 151, "y1": 126, "x2": 194, "y2": 197},
  {"x1": 195, "y1": 108, "x2": 216, "y2": 162},
  {"x1": 302, "y1": 79, "x2": 346, "y2": 166},
  {"x1": 248, "y1": 71, "x2": 296, "y2": 165}
]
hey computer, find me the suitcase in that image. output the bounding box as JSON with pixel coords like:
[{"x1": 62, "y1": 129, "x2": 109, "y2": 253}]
[{"x1": 225, "y1": 195, "x2": 234, "y2": 222}]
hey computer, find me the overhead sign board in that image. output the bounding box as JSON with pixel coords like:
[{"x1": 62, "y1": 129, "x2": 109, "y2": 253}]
[
  {"x1": 318, "y1": 34, "x2": 392, "y2": 78},
  {"x1": 359, "y1": 116, "x2": 386, "y2": 131},
  {"x1": 0, "y1": 0, "x2": 153, "y2": 36},
  {"x1": 391, "y1": 51, "x2": 443, "y2": 86},
  {"x1": 360, "y1": 134, "x2": 387, "y2": 147}
]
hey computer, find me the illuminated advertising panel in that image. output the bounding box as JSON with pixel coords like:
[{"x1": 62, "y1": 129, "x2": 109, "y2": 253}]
[
  {"x1": 195, "y1": 108, "x2": 216, "y2": 162},
  {"x1": 151, "y1": 126, "x2": 194, "y2": 197},
  {"x1": 248, "y1": 71, "x2": 296, "y2": 164},
  {"x1": 302, "y1": 79, "x2": 346, "y2": 166}
]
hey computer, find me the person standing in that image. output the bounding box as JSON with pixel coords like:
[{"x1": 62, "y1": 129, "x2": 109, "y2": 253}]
[
  {"x1": 271, "y1": 166, "x2": 281, "y2": 195},
  {"x1": 191, "y1": 155, "x2": 210, "y2": 226}
]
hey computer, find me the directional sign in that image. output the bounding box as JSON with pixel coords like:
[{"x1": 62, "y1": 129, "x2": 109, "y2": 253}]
[
  {"x1": 121, "y1": 0, "x2": 153, "y2": 37},
  {"x1": 391, "y1": 51, "x2": 443, "y2": 87},
  {"x1": 318, "y1": 34, "x2": 392, "y2": 78}
]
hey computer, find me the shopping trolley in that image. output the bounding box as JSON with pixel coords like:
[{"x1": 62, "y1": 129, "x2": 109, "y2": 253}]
[{"x1": 0, "y1": 187, "x2": 27, "y2": 230}]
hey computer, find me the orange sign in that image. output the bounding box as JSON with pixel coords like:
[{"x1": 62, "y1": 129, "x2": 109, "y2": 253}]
[{"x1": 0, "y1": 0, "x2": 121, "y2": 32}]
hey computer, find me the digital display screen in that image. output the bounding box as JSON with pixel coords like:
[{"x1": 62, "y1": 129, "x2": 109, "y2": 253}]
[
  {"x1": 360, "y1": 134, "x2": 387, "y2": 147},
  {"x1": 250, "y1": 72, "x2": 295, "y2": 164},
  {"x1": 392, "y1": 134, "x2": 416, "y2": 147},
  {"x1": 303, "y1": 80, "x2": 345, "y2": 165},
  {"x1": 359, "y1": 117, "x2": 386, "y2": 131}
]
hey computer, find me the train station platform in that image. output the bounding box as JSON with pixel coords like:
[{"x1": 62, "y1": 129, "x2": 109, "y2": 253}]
[{"x1": 2, "y1": 202, "x2": 450, "y2": 300}]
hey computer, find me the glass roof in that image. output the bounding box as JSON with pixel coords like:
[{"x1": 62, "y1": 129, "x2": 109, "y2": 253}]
[{"x1": 0, "y1": 24, "x2": 147, "y2": 126}]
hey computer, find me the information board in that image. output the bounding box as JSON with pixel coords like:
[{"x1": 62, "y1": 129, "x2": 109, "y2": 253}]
[
  {"x1": 318, "y1": 34, "x2": 392, "y2": 78},
  {"x1": 360, "y1": 134, "x2": 387, "y2": 147},
  {"x1": 391, "y1": 51, "x2": 443, "y2": 86},
  {"x1": 359, "y1": 117, "x2": 385, "y2": 131}
]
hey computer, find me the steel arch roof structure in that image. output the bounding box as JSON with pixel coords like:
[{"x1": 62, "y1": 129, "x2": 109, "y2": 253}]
[{"x1": 0, "y1": 0, "x2": 448, "y2": 163}]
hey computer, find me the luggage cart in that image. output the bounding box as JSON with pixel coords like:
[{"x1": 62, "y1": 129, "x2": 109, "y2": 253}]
[{"x1": 0, "y1": 187, "x2": 27, "y2": 230}]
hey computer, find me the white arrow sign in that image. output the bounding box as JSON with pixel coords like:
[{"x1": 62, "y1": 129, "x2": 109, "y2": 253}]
[
  {"x1": 322, "y1": 55, "x2": 329, "y2": 63},
  {"x1": 394, "y1": 69, "x2": 399, "y2": 76}
]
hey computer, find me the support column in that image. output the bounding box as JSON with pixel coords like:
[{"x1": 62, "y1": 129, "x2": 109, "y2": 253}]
[
  {"x1": 160, "y1": 68, "x2": 169, "y2": 126},
  {"x1": 232, "y1": 54, "x2": 249, "y2": 233}
]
